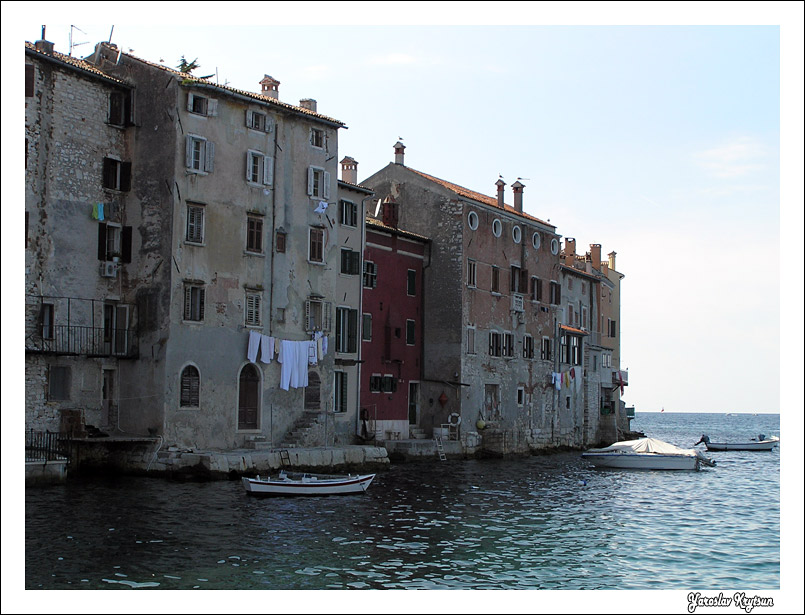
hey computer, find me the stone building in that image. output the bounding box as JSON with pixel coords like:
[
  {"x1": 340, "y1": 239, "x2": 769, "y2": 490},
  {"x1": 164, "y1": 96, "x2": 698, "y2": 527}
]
[
  {"x1": 361, "y1": 144, "x2": 571, "y2": 454},
  {"x1": 25, "y1": 38, "x2": 364, "y2": 451},
  {"x1": 25, "y1": 39, "x2": 141, "y2": 436}
]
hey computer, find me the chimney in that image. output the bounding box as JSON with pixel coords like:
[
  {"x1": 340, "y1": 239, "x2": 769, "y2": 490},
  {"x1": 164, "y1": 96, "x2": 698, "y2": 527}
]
[
  {"x1": 511, "y1": 180, "x2": 524, "y2": 213},
  {"x1": 299, "y1": 98, "x2": 317, "y2": 112},
  {"x1": 495, "y1": 178, "x2": 506, "y2": 209},
  {"x1": 394, "y1": 141, "x2": 405, "y2": 165},
  {"x1": 608, "y1": 251, "x2": 617, "y2": 271},
  {"x1": 565, "y1": 238, "x2": 576, "y2": 266},
  {"x1": 601, "y1": 261, "x2": 609, "y2": 276},
  {"x1": 340, "y1": 157, "x2": 358, "y2": 185},
  {"x1": 590, "y1": 244, "x2": 602, "y2": 270},
  {"x1": 34, "y1": 26, "x2": 54, "y2": 55},
  {"x1": 259, "y1": 75, "x2": 280, "y2": 99},
  {"x1": 381, "y1": 195, "x2": 399, "y2": 229}
]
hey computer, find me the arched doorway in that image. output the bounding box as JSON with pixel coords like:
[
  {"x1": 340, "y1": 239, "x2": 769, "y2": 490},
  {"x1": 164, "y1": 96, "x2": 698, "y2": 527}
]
[{"x1": 238, "y1": 364, "x2": 260, "y2": 430}]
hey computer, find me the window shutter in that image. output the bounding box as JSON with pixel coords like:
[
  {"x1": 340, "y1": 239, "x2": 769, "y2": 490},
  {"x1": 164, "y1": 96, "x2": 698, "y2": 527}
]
[
  {"x1": 264, "y1": 156, "x2": 274, "y2": 186},
  {"x1": 186, "y1": 93, "x2": 194, "y2": 112},
  {"x1": 198, "y1": 288, "x2": 205, "y2": 321},
  {"x1": 184, "y1": 286, "x2": 192, "y2": 320},
  {"x1": 120, "y1": 161, "x2": 132, "y2": 192},
  {"x1": 98, "y1": 223, "x2": 108, "y2": 260},
  {"x1": 324, "y1": 302, "x2": 332, "y2": 331},
  {"x1": 245, "y1": 152, "x2": 253, "y2": 181},
  {"x1": 307, "y1": 167, "x2": 314, "y2": 196},
  {"x1": 207, "y1": 98, "x2": 218, "y2": 116},
  {"x1": 204, "y1": 141, "x2": 214, "y2": 173},
  {"x1": 185, "y1": 136, "x2": 193, "y2": 168},
  {"x1": 121, "y1": 226, "x2": 133, "y2": 263},
  {"x1": 323, "y1": 171, "x2": 330, "y2": 199},
  {"x1": 348, "y1": 309, "x2": 358, "y2": 353},
  {"x1": 245, "y1": 110, "x2": 252, "y2": 127},
  {"x1": 305, "y1": 300, "x2": 312, "y2": 331}
]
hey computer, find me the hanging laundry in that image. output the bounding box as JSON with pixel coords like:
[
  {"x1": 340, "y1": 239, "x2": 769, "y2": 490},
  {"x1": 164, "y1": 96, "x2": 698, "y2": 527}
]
[
  {"x1": 314, "y1": 201, "x2": 328, "y2": 214},
  {"x1": 316, "y1": 336, "x2": 324, "y2": 361},
  {"x1": 247, "y1": 330, "x2": 261, "y2": 363},
  {"x1": 322, "y1": 336, "x2": 328, "y2": 356},
  {"x1": 260, "y1": 334, "x2": 273, "y2": 363},
  {"x1": 308, "y1": 342, "x2": 318, "y2": 365}
]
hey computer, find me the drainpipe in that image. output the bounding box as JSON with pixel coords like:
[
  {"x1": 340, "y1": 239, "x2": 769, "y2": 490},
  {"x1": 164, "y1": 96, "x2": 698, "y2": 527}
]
[
  {"x1": 268, "y1": 118, "x2": 279, "y2": 337},
  {"x1": 355, "y1": 193, "x2": 373, "y2": 438}
]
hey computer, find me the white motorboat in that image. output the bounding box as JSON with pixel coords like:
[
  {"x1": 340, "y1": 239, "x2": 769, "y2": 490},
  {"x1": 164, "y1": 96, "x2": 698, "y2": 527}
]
[
  {"x1": 241, "y1": 471, "x2": 376, "y2": 496},
  {"x1": 582, "y1": 437, "x2": 716, "y2": 471},
  {"x1": 695, "y1": 434, "x2": 779, "y2": 452}
]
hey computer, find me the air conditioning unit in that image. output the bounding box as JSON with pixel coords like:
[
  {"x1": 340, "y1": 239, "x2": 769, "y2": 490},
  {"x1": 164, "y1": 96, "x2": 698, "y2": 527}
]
[{"x1": 100, "y1": 261, "x2": 118, "y2": 278}]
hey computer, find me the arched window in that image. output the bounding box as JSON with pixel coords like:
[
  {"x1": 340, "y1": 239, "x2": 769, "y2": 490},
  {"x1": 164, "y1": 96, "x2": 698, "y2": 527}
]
[
  {"x1": 238, "y1": 364, "x2": 260, "y2": 430},
  {"x1": 180, "y1": 365, "x2": 200, "y2": 407}
]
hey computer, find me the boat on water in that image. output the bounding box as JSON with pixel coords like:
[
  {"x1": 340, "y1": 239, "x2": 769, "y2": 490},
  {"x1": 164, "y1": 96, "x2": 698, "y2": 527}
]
[
  {"x1": 241, "y1": 470, "x2": 376, "y2": 496},
  {"x1": 582, "y1": 437, "x2": 716, "y2": 471},
  {"x1": 695, "y1": 434, "x2": 779, "y2": 452}
]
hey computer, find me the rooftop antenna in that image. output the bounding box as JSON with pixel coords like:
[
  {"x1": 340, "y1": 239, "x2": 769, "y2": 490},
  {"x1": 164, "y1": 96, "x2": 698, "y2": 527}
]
[
  {"x1": 69, "y1": 25, "x2": 88, "y2": 57},
  {"x1": 108, "y1": 25, "x2": 114, "y2": 43}
]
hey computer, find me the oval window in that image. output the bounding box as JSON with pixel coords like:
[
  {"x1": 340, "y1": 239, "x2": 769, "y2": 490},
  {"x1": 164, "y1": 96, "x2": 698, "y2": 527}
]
[
  {"x1": 532, "y1": 232, "x2": 541, "y2": 250},
  {"x1": 468, "y1": 211, "x2": 479, "y2": 231},
  {"x1": 512, "y1": 225, "x2": 521, "y2": 244},
  {"x1": 550, "y1": 238, "x2": 560, "y2": 255},
  {"x1": 492, "y1": 219, "x2": 502, "y2": 238}
]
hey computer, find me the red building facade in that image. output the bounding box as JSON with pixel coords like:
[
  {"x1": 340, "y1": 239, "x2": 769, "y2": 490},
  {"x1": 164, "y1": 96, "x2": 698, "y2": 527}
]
[{"x1": 360, "y1": 213, "x2": 428, "y2": 440}]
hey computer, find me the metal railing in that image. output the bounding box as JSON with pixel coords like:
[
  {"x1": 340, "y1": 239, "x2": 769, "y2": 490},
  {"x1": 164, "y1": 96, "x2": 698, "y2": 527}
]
[
  {"x1": 25, "y1": 430, "x2": 71, "y2": 463},
  {"x1": 26, "y1": 325, "x2": 136, "y2": 358}
]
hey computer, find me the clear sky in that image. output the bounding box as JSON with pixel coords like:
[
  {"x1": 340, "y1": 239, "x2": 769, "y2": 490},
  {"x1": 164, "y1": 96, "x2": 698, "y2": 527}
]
[{"x1": 3, "y1": 1, "x2": 804, "y2": 610}]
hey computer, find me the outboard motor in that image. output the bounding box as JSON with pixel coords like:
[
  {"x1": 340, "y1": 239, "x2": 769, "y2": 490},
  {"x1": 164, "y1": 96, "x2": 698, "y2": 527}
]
[{"x1": 695, "y1": 434, "x2": 710, "y2": 446}]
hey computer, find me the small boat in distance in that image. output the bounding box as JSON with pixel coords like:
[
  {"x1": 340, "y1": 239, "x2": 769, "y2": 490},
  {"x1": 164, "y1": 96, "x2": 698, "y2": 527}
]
[
  {"x1": 582, "y1": 437, "x2": 716, "y2": 471},
  {"x1": 242, "y1": 470, "x2": 376, "y2": 496},
  {"x1": 695, "y1": 434, "x2": 779, "y2": 452}
]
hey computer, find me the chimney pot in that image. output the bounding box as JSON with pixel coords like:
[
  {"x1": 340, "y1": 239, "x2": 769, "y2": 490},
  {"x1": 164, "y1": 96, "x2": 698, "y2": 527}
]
[
  {"x1": 260, "y1": 74, "x2": 280, "y2": 99},
  {"x1": 340, "y1": 157, "x2": 359, "y2": 185},
  {"x1": 35, "y1": 39, "x2": 54, "y2": 55},
  {"x1": 495, "y1": 178, "x2": 506, "y2": 209},
  {"x1": 394, "y1": 141, "x2": 405, "y2": 165},
  {"x1": 511, "y1": 180, "x2": 524, "y2": 213},
  {"x1": 299, "y1": 98, "x2": 317, "y2": 112}
]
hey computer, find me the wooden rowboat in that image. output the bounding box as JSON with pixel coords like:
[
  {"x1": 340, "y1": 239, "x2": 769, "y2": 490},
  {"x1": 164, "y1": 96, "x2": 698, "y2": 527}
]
[
  {"x1": 695, "y1": 434, "x2": 779, "y2": 452},
  {"x1": 242, "y1": 471, "x2": 375, "y2": 496}
]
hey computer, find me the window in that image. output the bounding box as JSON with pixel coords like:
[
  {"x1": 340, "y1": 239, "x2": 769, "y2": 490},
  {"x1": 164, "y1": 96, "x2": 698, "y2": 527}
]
[
  {"x1": 369, "y1": 374, "x2": 382, "y2": 392},
  {"x1": 185, "y1": 135, "x2": 214, "y2": 173},
  {"x1": 581, "y1": 306, "x2": 588, "y2": 330},
  {"x1": 180, "y1": 365, "x2": 200, "y2": 407},
  {"x1": 336, "y1": 307, "x2": 358, "y2": 353},
  {"x1": 570, "y1": 336, "x2": 581, "y2": 365},
  {"x1": 510, "y1": 265, "x2": 527, "y2": 294},
  {"x1": 340, "y1": 200, "x2": 357, "y2": 227},
  {"x1": 551, "y1": 238, "x2": 560, "y2": 255},
  {"x1": 550, "y1": 281, "x2": 561, "y2": 305},
  {"x1": 48, "y1": 365, "x2": 71, "y2": 401},
  {"x1": 467, "y1": 259, "x2": 477, "y2": 288},
  {"x1": 582, "y1": 281, "x2": 587, "y2": 295},
  {"x1": 247, "y1": 215, "x2": 264, "y2": 253},
  {"x1": 108, "y1": 90, "x2": 132, "y2": 126},
  {"x1": 307, "y1": 166, "x2": 330, "y2": 199},
  {"x1": 187, "y1": 92, "x2": 217, "y2": 116},
  {"x1": 608, "y1": 319, "x2": 617, "y2": 338},
  {"x1": 245, "y1": 292, "x2": 262, "y2": 327},
  {"x1": 468, "y1": 210, "x2": 479, "y2": 230},
  {"x1": 381, "y1": 375, "x2": 397, "y2": 393},
  {"x1": 341, "y1": 249, "x2": 360, "y2": 275},
  {"x1": 305, "y1": 299, "x2": 332, "y2": 332},
  {"x1": 491, "y1": 266, "x2": 500, "y2": 294},
  {"x1": 186, "y1": 203, "x2": 204, "y2": 244},
  {"x1": 541, "y1": 337, "x2": 553, "y2": 361},
  {"x1": 97, "y1": 223, "x2": 132, "y2": 262},
  {"x1": 310, "y1": 127, "x2": 325, "y2": 148},
  {"x1": 362, "y1": 313, "x2": 372, "y2": 341},
  {"x1": 334, "y1": 371, "x2": 348, "y2": 413},
  {"x1": 26, "y1": 64, "x2": 34, "y2": 97},
  {"x1": 246, "y1": 151, "x2": 274, "y2": 186},
  {"x1": 567, "y1": 304, "x2": 575, "y2": 326},
  {"x1": 489, "y1": 331, "x2": 502, "y2": 357},
  {"x1": 467, "y1": 326, "x2": 476, "y2": 354},
  {"x1": 530, "y1": 276, "x2": 542, "y2": 301},
  {"x1": 502, "y1": 332, "x2": 514, "y2": 357},
  {"x1": 532, "y1": 232, "x2": 541, "y2": 250},
  {"x1": 512, "y1": 225, "x2": 522, "y2": 244},
  {"x1": 363, "y1": 261, "x2": 377, "y2": 288},
  {"x1": 523, "y1": 334, "x2": 535, "y2": 359},
  {"x1": 568, "y1": 277, "x2": 573, "y2": 290},
  {"x1": 40, "y1": 303, "x2": 55, "y2": 340},
  {"x1": 517, "y1": 387, "x2": 525, "y2": 406},
  {"x1": 246, "y1": 110, "x2": 272, "y2": 132},
  {"x1": 309, "y1": 227, "x2": 324, "y2": 263},
  {"x1": 492, "y1": 218, "x2": 502, "y2": 237},
  {"x1": 407, "y1": 270, "x2": 416, "y2": 296},
  {"x1": 275, "y1": 231, "x2": 286, "y2": 253},
  {"x1": 102, "y1": 157, "x2": 131, "y2": 191},
  {"x1": 406, "y1": 320, "x2": 415, "y2": 345},
  {"x1": 183, "y1": 284, "x2": 205, "y2": 322},
  {"x1": 560, "y1": 334, "x2": 568, "y2": 363},
  {"x1": 103, "y1": 303, "x2": 129, "y2": 355},
  {"x1": 485, "y1": 384, "x2": 500, "y2": 416}
]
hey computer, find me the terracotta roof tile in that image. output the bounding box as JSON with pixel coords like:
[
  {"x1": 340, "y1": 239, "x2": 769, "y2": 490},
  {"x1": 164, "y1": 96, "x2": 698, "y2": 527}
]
[
  {"x1": 560, "y1": 325, "x2": 590, "y2": 336},
  {"x1": 406, "y1": 167, "x2": 555, "y2": 229},
  {"x1": 25, "y1": 42, "x2": 129, "y2": 85},
  {"x1": 365, "y1": 216, "x2": 429, "y2": 242}
]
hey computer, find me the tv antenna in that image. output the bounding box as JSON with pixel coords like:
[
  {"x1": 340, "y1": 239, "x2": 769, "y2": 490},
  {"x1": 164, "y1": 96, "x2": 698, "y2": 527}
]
[{"x1": 69, "y1": 25, "x2": 88, "y2": 57}]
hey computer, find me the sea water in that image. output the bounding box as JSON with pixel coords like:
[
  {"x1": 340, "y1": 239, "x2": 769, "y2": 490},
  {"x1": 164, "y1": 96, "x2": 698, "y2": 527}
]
[{"x1": 23, "y1": 412, "x2": 780, "y2": 591}]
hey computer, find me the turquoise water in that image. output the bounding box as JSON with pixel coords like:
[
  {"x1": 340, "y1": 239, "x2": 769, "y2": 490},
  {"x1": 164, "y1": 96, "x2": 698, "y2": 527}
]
[{"x1": 24, "y1": 412, "x2": 780, "y2": 590}]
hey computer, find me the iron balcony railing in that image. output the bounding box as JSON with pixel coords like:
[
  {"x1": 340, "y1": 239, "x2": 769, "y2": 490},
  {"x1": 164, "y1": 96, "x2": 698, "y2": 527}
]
[
  {"x1": 26, "y1": 324, "x2": 137, "y2": 358},
  {"x1": 25, "y1": 429, "x2": 71, "y2": 463}
]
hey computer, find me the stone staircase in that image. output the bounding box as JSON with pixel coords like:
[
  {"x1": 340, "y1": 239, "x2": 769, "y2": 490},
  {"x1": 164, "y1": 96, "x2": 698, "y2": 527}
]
[
  {"x1": 279, "y1": 411, "x2": 324, "y2": 448},
  {"x1": 409, "y1": 427, "x2": 428, "y2": 440}
]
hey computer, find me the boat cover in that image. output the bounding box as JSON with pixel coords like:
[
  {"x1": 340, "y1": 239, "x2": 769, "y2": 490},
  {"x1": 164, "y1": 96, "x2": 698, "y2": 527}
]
[{"x1": 587, "y1": 437, "x2": 696, "y2": 456}]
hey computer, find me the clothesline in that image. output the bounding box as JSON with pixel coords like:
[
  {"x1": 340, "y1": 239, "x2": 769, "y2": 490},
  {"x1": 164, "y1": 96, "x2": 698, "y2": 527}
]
[{"x1": 247, "y1": 331, "x2": 329, "y2": 391}]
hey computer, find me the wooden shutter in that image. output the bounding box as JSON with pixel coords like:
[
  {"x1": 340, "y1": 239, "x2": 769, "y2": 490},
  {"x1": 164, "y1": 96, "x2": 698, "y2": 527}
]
[
  {"x1": 120, "y1": 162, "x2": 132, "y2": 192},
  {"x1": 307, "y1": 167, "x2": 314, "y2": 196},
  {"x1": 98, "y1": 223, "x2": 108, "y2": 260},
  {"x1": 347, "y1": 309, "x2": 358, "y2": 353},
  {"x1": 264, "y1": 156, "x2": 274, "y2": 186},
  {"x1": 323, "y1": 171, "x2": 330, "y2": 199},
  {"x1": 121, "y1": 226, "x2": 133, "y2": 263},
  {"x1": 181, "y1": 366, "x2": 200, "y2": 407},
  {"x1": 207, "y1": 98, "x2": 218, "y2": 116},
  {"x1": 185, "y1": 136, "x2": 193, "y2": 168},
  {"x1": 186, "y1": 93, "x2": 194, "y2": 112},
  {"x1": 204, "y1": 141, "x2": 214, "y2": 172}
]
